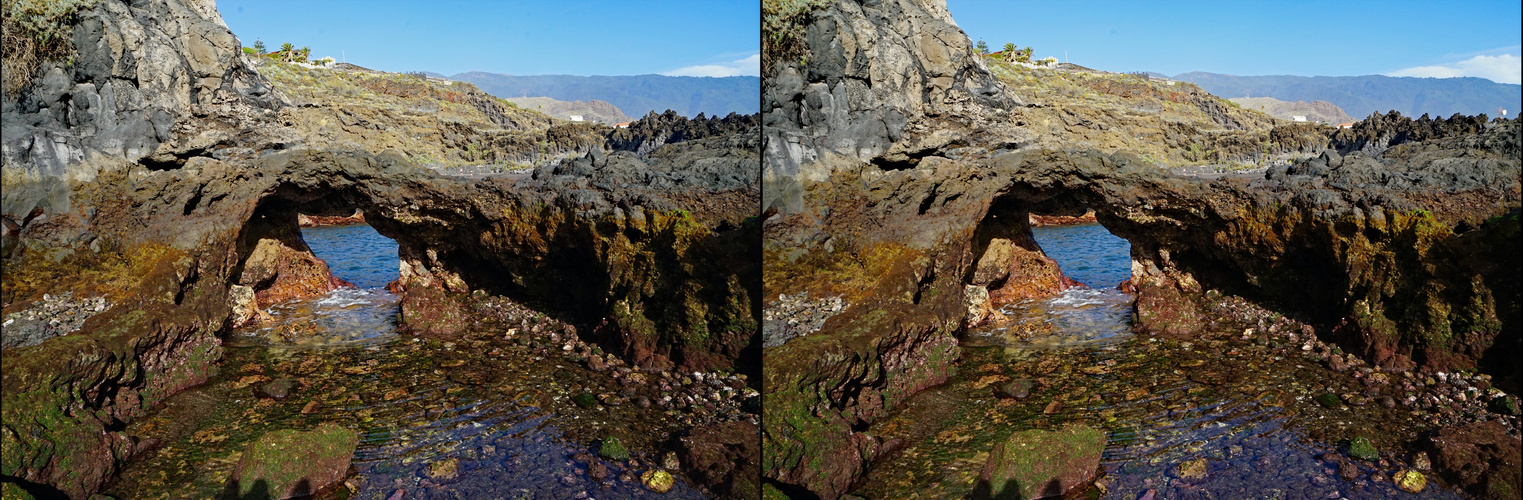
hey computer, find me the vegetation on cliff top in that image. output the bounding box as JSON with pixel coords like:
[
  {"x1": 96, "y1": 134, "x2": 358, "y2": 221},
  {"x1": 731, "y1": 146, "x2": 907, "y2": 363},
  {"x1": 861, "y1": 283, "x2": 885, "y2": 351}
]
[
  {"x1": 0, "y1": 0, "x2": 100, "y2": 97},
  {"x1": 762, "y1": 0, "x2": 832, "y2": 75},
  {"x1": 259, "y1": 60, "x2": 604, "y2": 168},
  {"x1": 988, "y1": 58, "x2": 1332, "y2": 168}
]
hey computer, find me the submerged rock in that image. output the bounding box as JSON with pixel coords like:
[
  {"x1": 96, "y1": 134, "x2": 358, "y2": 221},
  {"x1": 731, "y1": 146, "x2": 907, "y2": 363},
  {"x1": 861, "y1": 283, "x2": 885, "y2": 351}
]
[
  {"x1": 427, "y1": 457, "x2": 460, "y2": 481},
  {"x1": 641, "y1": 469, "x2": 675, "y2": 493},
  {"x1": 1348, "y1": 436, "x2": 1378, "y2": 461},
  {"x1": 229, "y1": 423, "x2": 359, "y2": 499},
  {"x1": 1395, "y1": 469, "x2": 1427, "y2": 493},
  {"x1": 995, "y1": 379, "x2": 1035, "y2": 400},
  {"x1": 599, "y1": 436, "x2": 630, "y2": 461},
  {"x1": 1171, "y1": 457, "x2": 1209, "y2": 482},
  {"x1": 978, "y1": 424, "x2": 1105, "y2": 499}
]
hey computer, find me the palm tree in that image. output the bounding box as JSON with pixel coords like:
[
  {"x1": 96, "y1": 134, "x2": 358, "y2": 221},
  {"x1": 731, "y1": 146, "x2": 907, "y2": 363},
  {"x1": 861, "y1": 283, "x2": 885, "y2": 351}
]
[
  {"x1": 280, "y1": 42, "x2": 294, "y2": 62},
  {"x1": 299, "y1": 46, "x2": 311, "y2": 63},
  {"x1": 1002, "y1": 42, "x2": 1015, "y2": 60}
]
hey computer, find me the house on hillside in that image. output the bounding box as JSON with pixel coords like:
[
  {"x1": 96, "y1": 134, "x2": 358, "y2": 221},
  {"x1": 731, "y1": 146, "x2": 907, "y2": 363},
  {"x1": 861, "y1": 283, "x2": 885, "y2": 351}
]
[
  {"x1": 569, "y1": 115, "x2": 584, "y2": 122},
  {"x1": 615, "y1": 122, "x2": 631, "y2": 129},
  {"x1": 1338, "y1": 123, "x2": 1355, "y2": 129},
  {"x1": 1292, "y1": 116, "x2": 1307, "y2": 122}
]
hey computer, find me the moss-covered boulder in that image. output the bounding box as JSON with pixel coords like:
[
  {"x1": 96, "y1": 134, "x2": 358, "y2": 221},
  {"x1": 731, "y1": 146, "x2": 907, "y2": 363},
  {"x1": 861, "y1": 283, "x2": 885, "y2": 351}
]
[
  {"x1": 228, "y1": 422, "x2": 359, "y2": 499},
  {"x1": 1348, "y1": 436, "x2": 1378, "y2": 461},
  {"x1": 599, "y1": 436, "x2": 630, "y2": 461},
  {"x1": 978, "y1": 424, "x2": 1105, "y2": 499}
]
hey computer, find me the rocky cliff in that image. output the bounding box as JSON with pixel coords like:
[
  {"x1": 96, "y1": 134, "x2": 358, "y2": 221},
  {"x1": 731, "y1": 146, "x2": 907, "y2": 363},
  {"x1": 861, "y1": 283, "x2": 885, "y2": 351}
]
[
  {"x1": 0, "y1": 1, "x2": 759, "y2": 497},
  {"x1": 760, "y1": 0, "x2": 1520, "y2": 497}
]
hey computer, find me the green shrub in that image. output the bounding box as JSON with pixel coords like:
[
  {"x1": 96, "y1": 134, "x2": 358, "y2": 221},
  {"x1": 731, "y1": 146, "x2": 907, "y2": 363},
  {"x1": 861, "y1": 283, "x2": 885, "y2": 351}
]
[
  {"x1": 1, "y1": 0, "x2": 102, "y2": 97},
  {"x1": 762, "y1": 0, "x2": 832, "y2": 75}
]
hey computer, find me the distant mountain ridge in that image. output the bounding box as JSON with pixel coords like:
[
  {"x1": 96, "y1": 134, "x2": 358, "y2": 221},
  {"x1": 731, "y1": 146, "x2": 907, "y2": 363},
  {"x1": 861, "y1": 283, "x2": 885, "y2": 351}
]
[
  {"x1": 1174, "y1": 72, "x2": 1521, "y2": 120},
  {"x1": 450, "y1": 72, "x2": 759, "y2": 119}
]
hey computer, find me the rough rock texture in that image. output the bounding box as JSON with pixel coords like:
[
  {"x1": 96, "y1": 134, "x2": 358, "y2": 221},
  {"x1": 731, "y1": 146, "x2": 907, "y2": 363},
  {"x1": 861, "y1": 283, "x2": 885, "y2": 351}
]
[
  {"x1": 762, "y1": 0, "x2": 1020, "y2": 214},
  {"x1": 1427, "y1": 420, "x2": 1522, "y2": 500},
  {"x1": 977, "y1": 424, "x2": 1105, "y2": 499},
  {"x1": 1, "y1": 1, "x2": 760, "y2": 497},
  {"x1": 2, "y1": 120, "x2": 759, "y2": 500},
  {"x1": 1, "y1": 0, "x2": 286, "y2": 222},
  {"x1": 1329, "y1": 110, "x2": 1494, "y2": 157},
  {"x1": 227, "y1": 422, "x2": 359, "y2": 499},
  {"x1": 761, "y1": 2, "x2": 1520, "y2": 497},
  {"x1": 608, "y1": 110, "x2": 759, "y2": 156},
  {"x1": 680, "y1": 420, "x2": 762, "y2": 500}
]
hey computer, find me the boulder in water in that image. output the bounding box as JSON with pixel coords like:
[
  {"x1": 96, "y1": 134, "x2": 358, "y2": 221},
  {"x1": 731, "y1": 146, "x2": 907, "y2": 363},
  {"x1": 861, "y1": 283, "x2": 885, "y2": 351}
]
[{"x1": 978, "y1": 423, "x2": 1105, "y2": 499}]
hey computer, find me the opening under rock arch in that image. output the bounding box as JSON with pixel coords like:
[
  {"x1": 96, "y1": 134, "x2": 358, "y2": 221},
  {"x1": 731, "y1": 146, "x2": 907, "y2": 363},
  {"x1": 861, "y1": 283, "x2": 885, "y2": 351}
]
[
  {"x1": 1028, "y1": 211, "x2": 1132, "y2": 290},
  {"x1": 963, "y1": 194, "x2": 1140, "y2": 347},
  {"x1": 299, "y1": 215, "x2": 399, "y2": 289}
]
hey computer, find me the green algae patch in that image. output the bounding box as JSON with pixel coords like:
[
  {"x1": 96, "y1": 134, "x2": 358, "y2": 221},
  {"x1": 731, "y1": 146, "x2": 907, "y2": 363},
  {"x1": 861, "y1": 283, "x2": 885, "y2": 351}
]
[
  {"x1": 1, "y1": 240, "x2": 179, "y2": 310},
  {"x1": 1395, "y1": 469, "x2": 1427, "y2": 493},
  {"x1": 0, "y1": 481, "x2": 34, "y2": 499},
  {"x1": 599, "y1": 436, "x2": 630, "y2": 461},
  {"x1": 979, "y1": 423, "x2": 1105, "y2": 499},
  {"x1": 229, "y1": 422, "x2": 358, "y2": 499},
  {"x1": 1348, "y1": 436, "x2": 1378, "y2": 461}
]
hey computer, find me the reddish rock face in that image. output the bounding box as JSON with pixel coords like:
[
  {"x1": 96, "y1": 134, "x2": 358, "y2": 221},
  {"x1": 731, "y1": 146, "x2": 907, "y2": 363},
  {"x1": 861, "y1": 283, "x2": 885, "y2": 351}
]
[
  {"x1": 399, "y1": 283, "x2": 467, "y2": 336},
  {"x1": 680, "y1": 420, "x2": 761, "y2": 500},
  {"x1": 1428, "y1": 420, "x2": 1523, "y2": 500}
]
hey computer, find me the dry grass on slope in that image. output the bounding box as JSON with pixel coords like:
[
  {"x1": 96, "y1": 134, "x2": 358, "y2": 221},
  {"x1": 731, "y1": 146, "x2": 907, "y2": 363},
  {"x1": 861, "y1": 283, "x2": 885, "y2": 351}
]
[
  {"x1": 991, "y1": 60, "x2": 1330, "y2": 169},
  {"x1": 260, "y1": 61, "x2": 605, "y2": 168}
]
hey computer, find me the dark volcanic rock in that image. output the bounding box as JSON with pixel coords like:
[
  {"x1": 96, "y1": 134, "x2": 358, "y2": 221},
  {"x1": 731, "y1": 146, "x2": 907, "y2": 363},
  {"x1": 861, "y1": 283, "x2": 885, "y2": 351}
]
[{"x1": 608, "y1": 109, "x2": 759, "y2": 156}]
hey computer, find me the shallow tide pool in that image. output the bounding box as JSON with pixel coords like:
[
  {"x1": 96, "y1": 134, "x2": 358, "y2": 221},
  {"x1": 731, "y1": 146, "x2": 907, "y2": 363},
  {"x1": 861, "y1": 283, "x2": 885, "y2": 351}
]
[
  {"x1": 854, "y1": 223, "x2": 1465, "y2": 499},
  {"x1": 106, "y1": 224, "x2": 706, "y2": 499}
]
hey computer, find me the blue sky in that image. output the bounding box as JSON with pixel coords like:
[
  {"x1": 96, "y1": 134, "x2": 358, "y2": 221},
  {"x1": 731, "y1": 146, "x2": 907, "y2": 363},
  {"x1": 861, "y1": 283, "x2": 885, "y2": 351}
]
[
  {"x1": 219, "y1": 0, "x2": 760, "y2": 77},
  {"x1": 949, "y1": 0, "x2": 1522, "y2": 85}
]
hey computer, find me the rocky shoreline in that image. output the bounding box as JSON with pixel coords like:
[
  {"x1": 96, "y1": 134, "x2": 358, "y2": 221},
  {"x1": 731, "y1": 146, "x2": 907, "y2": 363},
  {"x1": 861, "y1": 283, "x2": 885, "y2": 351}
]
[
  {"x1": 0, "y1": 0, "x2": 760, "y2": 497},
  {"x1": 760, "y1": 0, "x2": 1518, "y2": 498}
]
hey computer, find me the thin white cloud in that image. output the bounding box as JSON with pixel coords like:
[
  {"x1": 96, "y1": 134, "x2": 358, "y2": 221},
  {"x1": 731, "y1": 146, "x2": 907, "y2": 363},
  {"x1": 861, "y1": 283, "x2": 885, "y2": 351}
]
[
  {"x1": 1387, "y1": 53, "x2": 1521, "y2": 85},
  {"x1": 663, "y1": 54, "x2": 760, "y2": 78}
]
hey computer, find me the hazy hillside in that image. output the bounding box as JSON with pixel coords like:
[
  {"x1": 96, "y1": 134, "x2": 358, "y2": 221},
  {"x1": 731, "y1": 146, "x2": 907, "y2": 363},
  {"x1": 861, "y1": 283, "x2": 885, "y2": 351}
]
[
  {"x1": 503, "y1": 96, "x2": 634, "y2": 124},
  {"x1": 1175, "y1": 72, "x2": 1521, "y2": 119},
  {"x1": 1230, "y1": 97, "x2": 1355, "y2": 125},
  {"x1": 451, "y1": 72, "x2": 760, "y2": 118}
]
